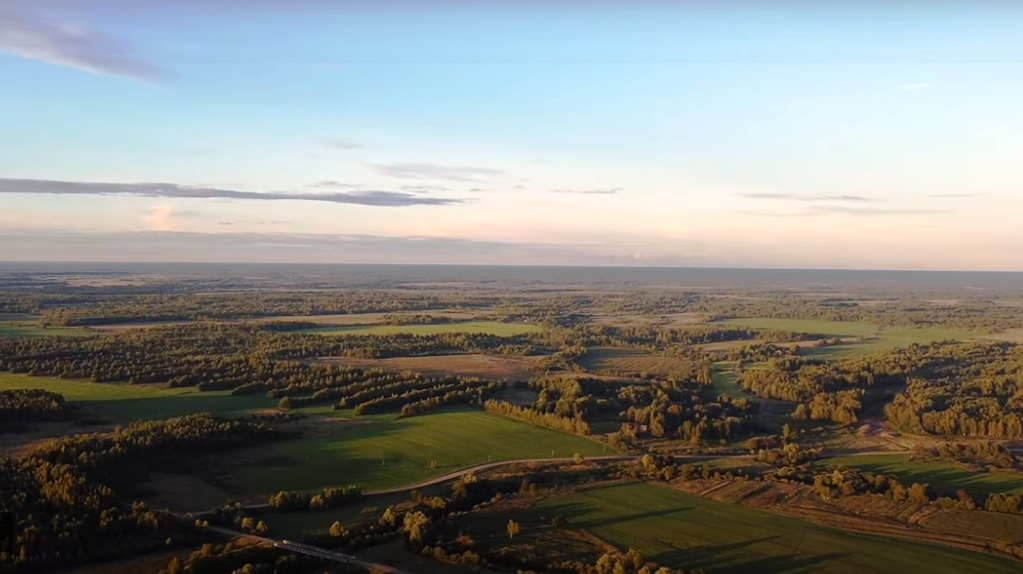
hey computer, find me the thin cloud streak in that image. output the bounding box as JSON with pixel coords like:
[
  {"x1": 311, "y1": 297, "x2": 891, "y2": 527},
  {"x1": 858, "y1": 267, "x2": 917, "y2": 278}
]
[
  {"x1": 0, "y1": 178, "x2": 465, "y2": 207},
  {"x1": 370, "y1": 162, "x2": 507, "y2": 183},
  {"x1": 552, "y1": 187, "x2": 621, "y2": 195},
  {"x1": 0, "y1": 6, "x2": 167, "y2": 81},
  {"x1": 738, "y1": 193, "x2": 874, "y2": 202},
  {"x1": 317, "y1": 137, "x2": 361, "y2": 150}
]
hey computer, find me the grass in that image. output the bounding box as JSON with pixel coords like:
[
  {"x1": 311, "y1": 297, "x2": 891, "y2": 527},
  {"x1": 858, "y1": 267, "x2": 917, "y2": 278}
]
[
  {"x1": 236, "y1": 408, "x2": 609, "y2": 494},
  {"x1": 531, "y1": 482, "x2": 1022, "y2": 574},
  {"x1": 814, "y1": 454, "x2": 1023, "y2": 498},
  {"x1": 715, "y1": 318, "x2": 877, "y2": 338},
  {"x1": 709, "y1": 362, "x2": 744, "y2": 399},
  {"x1": 302, "y1": 321, "x2": 541, "y2": 336},
  {"x1": 0, "y1": 373, "x2": 278, "y2": 422},
  {"x1": 0, "y1": 318, "x2": 91, "y2": 339},
  {"x1": 578, "y1": 347, "x2": 694, "y2": 375},
  {"x1": 714, "y1": 318, "x2": 977, "y2": 359}
]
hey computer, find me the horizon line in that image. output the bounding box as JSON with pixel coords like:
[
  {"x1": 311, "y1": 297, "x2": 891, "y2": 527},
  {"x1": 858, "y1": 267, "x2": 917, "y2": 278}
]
[{"x1": 1, "y1": 260, "x2": 1022, "y2": 273}]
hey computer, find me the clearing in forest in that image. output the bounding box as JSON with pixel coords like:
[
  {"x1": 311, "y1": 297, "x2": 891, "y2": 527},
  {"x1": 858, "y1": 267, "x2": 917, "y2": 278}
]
[
  {"x1": 813, "y1": 454, "x2": 1023, "y2": 498},
  {"x1": 0, "y1": 316, "x2": 91, "y2": 339},
  {"x1": 316, "y1": 353, "x2": 545, "y2": 380},
  {"x1": 232, "y1": 409, "x2": 609, "y2": 495},
  {"x1": 301, "y1": 321, "x2": 541, "y2": 336},
  {"x1": 578, "y1": 347, "x2": 693, "y2": 376},
  {"x1": 715, "y1": 318, "x2": 977, "y2": 358},
  {"x1": 524, "y1": 482, "x2": 1022, "y2": 574},
  {"x1": 0, "y1": 373, "x2": 277, "y2": 423}
]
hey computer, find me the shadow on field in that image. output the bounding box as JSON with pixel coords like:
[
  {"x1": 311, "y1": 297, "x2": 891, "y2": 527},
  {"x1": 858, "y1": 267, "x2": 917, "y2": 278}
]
[
  {"x1": 539, "y1": 500, "x2": 694, "y2": 530},
  {"x1": 651, "y1": 536, "x2": 844, "y2": 574}
]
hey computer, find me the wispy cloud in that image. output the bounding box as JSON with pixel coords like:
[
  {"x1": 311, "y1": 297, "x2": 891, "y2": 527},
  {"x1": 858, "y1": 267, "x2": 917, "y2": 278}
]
[
  {"x1": 552, "y1": 187, "x2": 621, "y2": 195},
  {"x1": 0, "y1": 178, "x2": 465, "y2": 207},
  {"x1": 929, "y1": 193, "x2": 973, "y2": 199},
  {"x1": 811, "y1": 205, "x2": 946, "y2": 216},
  {"x1": 738, "y1": 193, "x2": 874, "y2": 202},
  {"x1": 899, "y1": 83, "x2": 936, "y2": 91},
  {"x1": 370, "y1": 162, "x2": 506, "y2": 183},
  {"x1": 0, "y1": 6, "x2": 167, "y2": 81},
  {"x1": 317, "y1": 137, "x2": 361, "y2": 150}
]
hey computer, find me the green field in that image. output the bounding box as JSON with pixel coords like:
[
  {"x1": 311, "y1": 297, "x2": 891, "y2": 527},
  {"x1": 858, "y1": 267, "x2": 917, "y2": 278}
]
[
  {"x1": 579, "y1": 347, "x2": 695, "y2": 375},
  {"x1": 533, "y1": 482, "x2": 1022, "y2": 574},
  {"x1": 303, "y1": 321, "x2": 541, "y2": 336},
  {"x1": 715, "y1": 318, "x2": 976, "y2": 359},
  {"x1": 237, "y1": 409, "x2": 609, "y2": 494},
  {"x1": 0, "y1": 319, "x2": 91, "y2": 339},
  {"x1": 0, "y1": 373, "x2": 277, "y2": 422},
  {"x1": 815, "y1": 454, "x2": 1023, "y2": 498},
  {"x1": 709, "y1": 362, "x2": 744, "y2": 398}
]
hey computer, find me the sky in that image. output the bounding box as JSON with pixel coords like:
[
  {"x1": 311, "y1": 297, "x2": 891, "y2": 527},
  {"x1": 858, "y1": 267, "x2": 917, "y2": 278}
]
[{"x1": 1, "y1": 0, "x2": 1022, "y2": 269}]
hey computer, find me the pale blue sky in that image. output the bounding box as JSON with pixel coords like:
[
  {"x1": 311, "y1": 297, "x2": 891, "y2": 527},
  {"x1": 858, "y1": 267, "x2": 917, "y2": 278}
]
[{"x1": 1, "y1": 0, "x2": 1022, "y2": 268}]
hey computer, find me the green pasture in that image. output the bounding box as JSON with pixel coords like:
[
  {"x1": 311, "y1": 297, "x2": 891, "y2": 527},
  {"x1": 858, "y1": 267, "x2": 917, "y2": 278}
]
[
  {"x1": 302, "y1": 321, "x2": 541, "y2": 336},
  {"x1": 815, "y1": 454, "x2": 1023, "y2": 498},
  {"x1": 0, "y1": 373, "x2": 277, "y2": 422},
  {"x1": 236, "y1": 409, "x2": 608, "y2": 495},
  {"x1": 528, "y1": 482, "x2": 1022, "y2": 574}
]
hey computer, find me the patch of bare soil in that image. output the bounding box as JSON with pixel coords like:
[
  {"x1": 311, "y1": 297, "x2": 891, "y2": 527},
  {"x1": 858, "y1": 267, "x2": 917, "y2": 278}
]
[{"x1": 316, "y1": 354, "x2": 547, "y2": 380}]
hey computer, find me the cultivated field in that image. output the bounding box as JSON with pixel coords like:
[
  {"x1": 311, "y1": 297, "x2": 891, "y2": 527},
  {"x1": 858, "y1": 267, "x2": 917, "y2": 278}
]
[
  {"x1": 258, "y1": 309, "x2": 482, "y2": 325},
  {"x1": 302, "y1": 321, "x2": 541, "y2": 336},
  {"x1": 529, "y1": 482, "x2": 1023, "y2": 574},
  {"x1": 578, "y1": 347, "x2": 694, "y2": 376},
  {"x1": 714, "y1": 318, "x2": 978, "y2": 359},
  {"x1": 0, "y1": 316, "x2": 91, "y2": 339},
  {"x1": 815, "y1": 454, "x2": 1023, "y2": 498},
  {"x1": 0, "y1": 373, "x2": 277, "y2": 422},
  {"x1": 233, "y1": 409, "x2": 609, "y2": 494},
  {"x1": 316, "y1": 353, "x2": 545, "y2": 380}
]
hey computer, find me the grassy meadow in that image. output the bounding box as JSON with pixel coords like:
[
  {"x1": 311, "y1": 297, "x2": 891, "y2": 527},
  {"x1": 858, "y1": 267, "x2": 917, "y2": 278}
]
[
  {"x1": 302, "y1": 321, "x2": 541, "y2": 336},
  {"x1": 815, "y1": 454, "x2": 1023, "y2": 498},
  {"x1": 714, "y1": 318, "x2": 977, "y2": 359},
  {"x1": 578, "y1": 346, "x2": 695, "y2": 375},
  {"x1": 530, "y1": 482, "x2": 1023, "y2": 574},
  {"x1": 0, "y1": 315, "x2": 91, "y2": 339},
  {"x1": 235, "y1": 409, "x2": 609, "y2": 494},
  {"x1": 0, "y1": 373, "x2": 277, "y2": 422}
]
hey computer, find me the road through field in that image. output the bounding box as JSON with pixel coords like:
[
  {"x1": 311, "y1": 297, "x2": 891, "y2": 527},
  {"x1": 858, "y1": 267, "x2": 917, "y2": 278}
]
[{"x1": 207, "y1": 526, "x2": 414, "y2": 574}]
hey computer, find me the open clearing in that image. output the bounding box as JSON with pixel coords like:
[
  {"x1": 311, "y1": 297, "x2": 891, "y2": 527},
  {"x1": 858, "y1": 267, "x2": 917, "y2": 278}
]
[
  {"x1": 714, "y1": 318, "x2": 977, "y2": 358},
  {"x1": 0, "y1": 318, "x2": 91, "y2": 339},
  {"x1": 529, "y1": 482, "x2": 1022, "y2": 574},
  {"x1": 302, "y1": 321, "x2": 541, "y2": 336},
  {"x1": 233, "y1": 409, "x2": 609, "y2": 494},
  {"x1": 579, "y1": 347, "x2": 695, "y2": 376},
  {"x1": 258, "y1": 309, "x2": 482, "y2": 325},
  {"x1": 315, "y1": 353, "x2": 545, "y2": 380},
  {"x1": 0, "y1": 373, "x2": 277, "y2": 422},
  {"x1": 814, "y1": 454, "x2": 1023, "y2": 498}
]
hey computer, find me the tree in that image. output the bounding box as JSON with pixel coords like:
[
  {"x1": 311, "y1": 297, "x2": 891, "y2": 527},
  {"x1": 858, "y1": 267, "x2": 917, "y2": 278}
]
[
  {"x1": 278, "y1": 396, "x2": 292, "y2": 410},
  {"x1": 573, "y1": 452, "x2": 585, "y2": 464},
  {"x1": 552, "y1": 515, "x2": 569, "y2": 529},
  {"x1": 255, "y1": 520, "x2": 268, "y2": 535},
  {"x1": 329, "y1": 521, "x2": 345, "y2": 537},
  {"x1": 507, "y1": 519, "x2": 521, "y2": 539}
]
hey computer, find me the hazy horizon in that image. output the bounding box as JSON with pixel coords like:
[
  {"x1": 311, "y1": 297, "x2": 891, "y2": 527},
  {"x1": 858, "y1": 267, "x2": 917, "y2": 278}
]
[{"x1": 3, "y1": 1, "x2": 1022, "y2": 270}]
